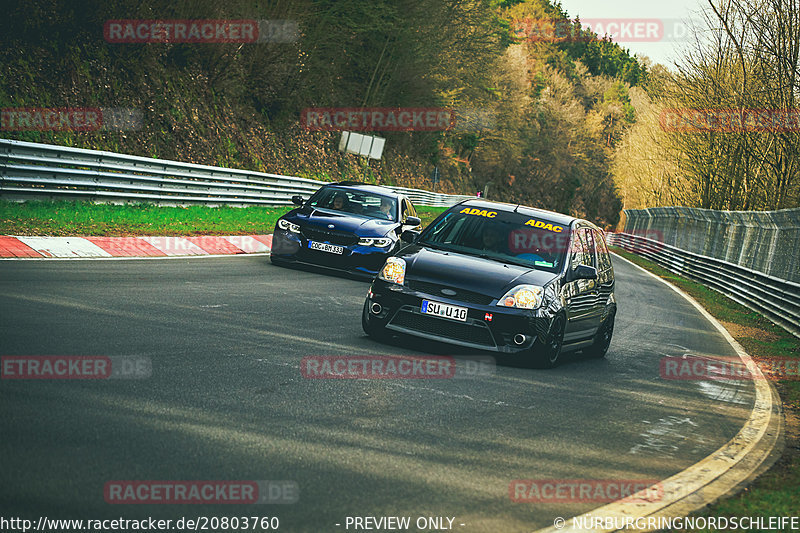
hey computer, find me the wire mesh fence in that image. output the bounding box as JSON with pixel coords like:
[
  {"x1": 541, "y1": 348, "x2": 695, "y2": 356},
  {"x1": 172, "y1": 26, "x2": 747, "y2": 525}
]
[{"x1": 623, "y1": 206, "x2": 800, "y2": 283}]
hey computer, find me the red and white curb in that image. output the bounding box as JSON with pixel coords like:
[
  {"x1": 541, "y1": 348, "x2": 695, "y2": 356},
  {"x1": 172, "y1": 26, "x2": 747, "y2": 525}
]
[{"x1": 0, "y1": 235, "x2": 272, "y2": 258}]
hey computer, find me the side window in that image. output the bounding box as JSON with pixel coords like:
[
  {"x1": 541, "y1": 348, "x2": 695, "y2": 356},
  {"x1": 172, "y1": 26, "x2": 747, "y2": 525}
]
[
  {"x1": 570, "y1": 228, "x2": 594, "y2": 268},
  {"x1": 594, "y1": 230, "x2": 612, "y2": 271},
  {"x1": 584, "y1": 229, "x2": 597, "y2": 267},
  {"x1": 405, "y1": 199, "x2": 417, "y2": 218},
  {"x1": 401, "y1": 199, "x2": 417, "y2": 223},
  {"x1": 570, "y1": 229, "x2": 585, "y2": 268}
]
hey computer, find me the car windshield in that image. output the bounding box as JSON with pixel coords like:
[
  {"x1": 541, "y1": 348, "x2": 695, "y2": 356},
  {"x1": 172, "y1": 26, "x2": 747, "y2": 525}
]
[
  {"x1": 308, "y1": 187, "x2": 397, "y2": 221},
  {"x1": 418, "y1": 207, "x2": 570, "y2": 273}
]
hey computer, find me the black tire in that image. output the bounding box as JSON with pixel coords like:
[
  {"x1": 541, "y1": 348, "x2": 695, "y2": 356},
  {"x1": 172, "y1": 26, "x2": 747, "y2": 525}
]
[
  {"x1": 528, "y1": 314, "x2": 566, "y2": 369},
  {"x1": 362, "y1": 300, "x2": 389, "y2": 341},
  {"x1": 586, "y1": 310, "x2": 615, "y2": 358}
]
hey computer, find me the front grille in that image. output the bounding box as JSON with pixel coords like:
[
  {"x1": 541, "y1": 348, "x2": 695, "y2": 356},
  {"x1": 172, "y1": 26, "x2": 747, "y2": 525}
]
[
  {"x1": 301, "y1": 226, "x2": 358, "y2": 246},
  {"x1": 407, "y1": 280, "x2": 494, "y2": 305},
  {"x1": 390, "y1": 309, "x2": 495, "y2": 347}
]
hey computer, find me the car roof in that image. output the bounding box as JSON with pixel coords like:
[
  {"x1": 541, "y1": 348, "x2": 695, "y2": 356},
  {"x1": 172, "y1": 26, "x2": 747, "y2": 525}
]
[
  {"x1": 456, "y1": 199, "x2": 578, "y2": 226},
  {"x1": 324, "y1": 181, "x2": 400, "y2": 197}
]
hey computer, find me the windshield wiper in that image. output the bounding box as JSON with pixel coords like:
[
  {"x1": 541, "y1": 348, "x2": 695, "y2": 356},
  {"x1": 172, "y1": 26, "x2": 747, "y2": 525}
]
[
  {"x1": 476, "y1": 253, "x2": 514, "y2": 266},
  {"x1": 475, "y1": 252, "x2": 539, "y2": 269},
  {"x1": 418, "y1": 241, "x2": 453, "y2": 252}
]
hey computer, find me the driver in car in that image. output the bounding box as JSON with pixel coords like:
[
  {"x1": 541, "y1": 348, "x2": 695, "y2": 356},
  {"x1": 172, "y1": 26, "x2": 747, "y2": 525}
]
[
  {"x1": 331, "y1": 192, "x2": 349, "y2": 211},
  {"x1": 379, "y1": 198, "x2": 394, "y2": 220},
  {"x1": 480, "y1": 224, "x2": 508, "y2": 255}
]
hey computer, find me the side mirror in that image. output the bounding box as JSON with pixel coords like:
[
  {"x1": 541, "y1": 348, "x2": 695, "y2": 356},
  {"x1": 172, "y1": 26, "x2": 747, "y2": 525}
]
[
  {"x1": 404, "y1": 216, "x2": 421, "y2": 228},
  {"x1": 570, "y1": 264, "x2": 598, "y2": 281},
  {"x1": 400, "y1": 230, "x2": 420, "y2": 244},
  {"x1": 291, "y1": 195, "x2": 304, "y2": 206}
]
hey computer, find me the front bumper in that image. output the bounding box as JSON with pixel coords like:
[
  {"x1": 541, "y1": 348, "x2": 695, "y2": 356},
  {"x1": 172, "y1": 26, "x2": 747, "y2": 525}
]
[
  {"x1": 271, "y1": 229, "x2": 392, "y2": 277},
  {"x1": 365, "y1": 278, "x2": 556, "y2": 354}
]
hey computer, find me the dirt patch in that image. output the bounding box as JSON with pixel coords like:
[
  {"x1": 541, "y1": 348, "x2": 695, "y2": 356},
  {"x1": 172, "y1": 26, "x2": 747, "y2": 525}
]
[{"x1": 721, "y1": 320, "x2": 780, "y2": 343}]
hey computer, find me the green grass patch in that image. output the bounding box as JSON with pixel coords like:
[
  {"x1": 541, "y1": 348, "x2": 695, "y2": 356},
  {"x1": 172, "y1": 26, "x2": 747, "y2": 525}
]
[
  {"x1": 610, "y1": 246, "x2": 800, "y2": 531},
  {"x1": 0, "y1": 200, "x2": 294, "y2": 236},
  {"x1": 0, "y1": 200, "x2": 451, "y2": 236},
  {"x1": 416, "y1": 206, "x2": 448, "y2": 227}
]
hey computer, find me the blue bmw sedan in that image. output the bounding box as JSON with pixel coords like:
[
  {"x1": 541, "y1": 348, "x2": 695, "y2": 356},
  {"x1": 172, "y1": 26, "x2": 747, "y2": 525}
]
[{"x1": 270, "y1": 182, "x2": 422, "y2": 278}]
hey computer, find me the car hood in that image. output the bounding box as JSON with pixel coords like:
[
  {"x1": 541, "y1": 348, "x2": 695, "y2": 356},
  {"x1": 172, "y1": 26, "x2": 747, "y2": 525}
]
[
  {"x1": 288, "y1": 208, "x2": 397, "y2": 236},
  {"x1": 397, "y1": 246, "x2": 559, "y2": 297}
]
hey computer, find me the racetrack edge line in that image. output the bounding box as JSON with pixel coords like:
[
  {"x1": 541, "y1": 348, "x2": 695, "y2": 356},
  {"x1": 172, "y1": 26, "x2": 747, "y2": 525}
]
[{"x1": 532, "y1": 252, "x2": 784, "y2": 533}]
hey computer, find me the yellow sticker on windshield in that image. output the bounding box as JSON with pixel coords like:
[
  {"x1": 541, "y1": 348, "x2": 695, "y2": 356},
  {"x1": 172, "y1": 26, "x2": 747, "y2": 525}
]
[
  {"x1": 525, "y1": 219, "x2": 564, "y2": 232},
  {"x1": 460, "y1": 207, "x2": 497, "y2": 218}
]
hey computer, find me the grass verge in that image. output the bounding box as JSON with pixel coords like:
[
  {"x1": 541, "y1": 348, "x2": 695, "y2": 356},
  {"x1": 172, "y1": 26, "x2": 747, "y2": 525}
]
[
  {"x1": 610, "y1": 246, "x2": 800, "y2": 530},
  {"x1": 0, "y1": 200, "x2": 449, "y2": 236},
  {"x1": 416, "y1": 206, "x2": 448, "y2": 227}
]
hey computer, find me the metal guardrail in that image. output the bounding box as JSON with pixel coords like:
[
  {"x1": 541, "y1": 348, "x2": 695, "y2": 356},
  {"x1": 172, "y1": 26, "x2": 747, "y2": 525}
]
[
  {"x1": 384, "y1": 185, "x2": 474, "y2": 208},
  {"x1": 0, "y1": 138, "x2": 474, "y2": 207},
  {"x1": 609, "y1": 232, "x2": 800, "y2": 338}
]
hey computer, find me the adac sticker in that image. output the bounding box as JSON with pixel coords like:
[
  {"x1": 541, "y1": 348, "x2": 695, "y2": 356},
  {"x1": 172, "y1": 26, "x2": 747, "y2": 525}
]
[
  {"x1": 460, "y1": 207, "x2": 497, "y2": 218},
  {"x1": 524, "y1": 219, "x2": 564, "y2": 233}
]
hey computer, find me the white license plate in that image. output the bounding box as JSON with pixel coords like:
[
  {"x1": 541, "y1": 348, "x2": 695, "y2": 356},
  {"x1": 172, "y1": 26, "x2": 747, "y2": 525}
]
[
  {"x1": 421, "y1": 300, "x2": 468, "y2": 322},
  {"x1": 308, "y1": 241, "x2": 344, "y2": 254}
]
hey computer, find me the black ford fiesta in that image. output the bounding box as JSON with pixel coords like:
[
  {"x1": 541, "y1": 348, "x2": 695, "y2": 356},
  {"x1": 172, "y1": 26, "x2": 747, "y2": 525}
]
[
  {"x1": 270, "y1": 182, "x2": 422, "y2": 278},
  {"x1": 362, "y1": 199, "x2": 616, "y2": 368}
]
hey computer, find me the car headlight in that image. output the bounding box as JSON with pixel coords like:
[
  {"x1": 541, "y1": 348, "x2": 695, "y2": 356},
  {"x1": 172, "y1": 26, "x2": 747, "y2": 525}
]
[
  {"x1": 358, "y1": 237, "x2": 392, "y2": 247},
  {"x1": 378, "y1": 257, "x2": 406, "y2": 285},
  {"x1": 497, "y1": 285, "x2": 544, "y2": 309},
  {"x1": 278, "y1": 219, "x2": 300, "y2": 233}
]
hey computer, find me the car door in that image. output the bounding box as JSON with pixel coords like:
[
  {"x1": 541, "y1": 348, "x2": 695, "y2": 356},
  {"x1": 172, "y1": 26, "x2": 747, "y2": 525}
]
[{"x1": 563, "y1": 227, "x2": 601, "y2": 342}]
